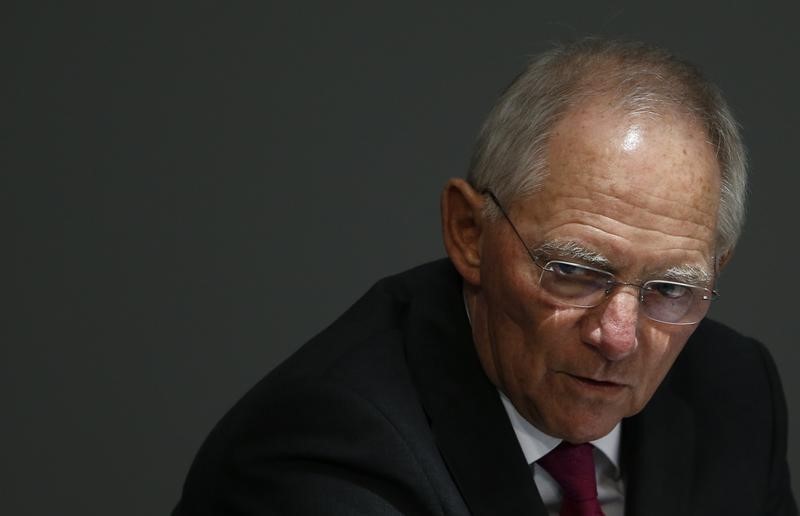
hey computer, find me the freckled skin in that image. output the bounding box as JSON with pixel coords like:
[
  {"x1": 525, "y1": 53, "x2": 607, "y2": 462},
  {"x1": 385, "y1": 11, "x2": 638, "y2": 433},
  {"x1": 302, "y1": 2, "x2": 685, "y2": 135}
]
[{"x1": 467, "y1": 102, "x2": 720, "y2": 443}]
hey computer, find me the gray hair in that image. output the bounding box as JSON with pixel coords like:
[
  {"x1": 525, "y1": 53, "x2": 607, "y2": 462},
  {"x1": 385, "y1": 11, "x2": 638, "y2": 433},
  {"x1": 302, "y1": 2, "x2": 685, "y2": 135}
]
[{"x1": 467, "y1": 38, "x2": 747, "y2": 256}]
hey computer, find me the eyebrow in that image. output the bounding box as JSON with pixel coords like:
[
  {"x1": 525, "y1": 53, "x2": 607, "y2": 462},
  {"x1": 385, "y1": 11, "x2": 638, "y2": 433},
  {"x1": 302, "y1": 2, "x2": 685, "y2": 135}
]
[
  {"x1": 533, "y1": 240, "x2": 613, "y2": 269},
  {"x1": 661, "y1": 264, "x2": 712, "y2": 286},
  {"x1": 534, "y1": 240, "x2": 713, "y2": 286}
]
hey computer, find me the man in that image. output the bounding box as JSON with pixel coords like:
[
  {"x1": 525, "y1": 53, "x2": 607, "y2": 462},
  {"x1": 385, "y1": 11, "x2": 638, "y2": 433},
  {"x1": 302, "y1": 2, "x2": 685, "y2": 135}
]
[{"x1": 174, "y1": 38, "x2": 797, "y2": 515}]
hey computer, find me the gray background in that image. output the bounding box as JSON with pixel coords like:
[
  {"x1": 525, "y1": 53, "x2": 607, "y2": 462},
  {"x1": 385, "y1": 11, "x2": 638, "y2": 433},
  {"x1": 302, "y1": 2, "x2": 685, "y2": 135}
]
[{"x1": 5, "y1": 2, "x2": 799, "y2": 515}]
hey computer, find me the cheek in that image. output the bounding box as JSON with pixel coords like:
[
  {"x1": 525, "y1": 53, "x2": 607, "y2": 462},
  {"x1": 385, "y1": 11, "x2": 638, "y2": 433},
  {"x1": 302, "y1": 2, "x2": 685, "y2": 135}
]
[
  {"x1": 482, "y1": 242, "x2": 567, "y2": 331},
  {"x1": 479, "y1": 237, "x2": 587, "y2": 367},
  {"x1": 489, "y1": 296, "x2": 586, "y2": 391}
]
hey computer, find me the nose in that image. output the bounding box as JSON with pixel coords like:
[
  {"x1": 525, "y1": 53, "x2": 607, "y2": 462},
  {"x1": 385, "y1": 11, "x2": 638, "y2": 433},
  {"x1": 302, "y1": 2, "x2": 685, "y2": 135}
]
[{"x1": 585, "y1": 289, "x2": 640, "y2": 361}]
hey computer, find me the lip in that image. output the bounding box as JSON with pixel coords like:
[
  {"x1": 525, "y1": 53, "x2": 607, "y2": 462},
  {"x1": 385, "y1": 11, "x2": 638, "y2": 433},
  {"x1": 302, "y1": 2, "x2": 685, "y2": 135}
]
[{"x1": 565, "y1": 373, "x2": 627, "y2": 390}]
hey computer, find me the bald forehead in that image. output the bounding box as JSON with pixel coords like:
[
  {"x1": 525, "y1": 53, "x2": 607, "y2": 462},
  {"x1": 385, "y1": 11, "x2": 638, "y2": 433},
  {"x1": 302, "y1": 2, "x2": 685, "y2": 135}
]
[
  {"x1": 545, "y1": 99, "x2": 722, "y2": 202},
  {"x1": 499, "y1": 96, "x2": 722, "y2": 274}
]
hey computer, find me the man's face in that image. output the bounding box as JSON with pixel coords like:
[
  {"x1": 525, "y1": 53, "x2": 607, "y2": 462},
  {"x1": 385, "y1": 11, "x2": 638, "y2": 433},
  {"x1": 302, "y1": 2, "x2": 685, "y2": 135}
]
[{"x1": 470, "y1": 102, "x2": 720, "y2": 443}]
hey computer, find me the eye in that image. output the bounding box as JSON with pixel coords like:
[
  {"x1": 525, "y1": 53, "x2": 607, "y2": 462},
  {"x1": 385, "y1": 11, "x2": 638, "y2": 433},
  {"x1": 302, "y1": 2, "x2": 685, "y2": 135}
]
[
  {"x1": 549, "y1": 261, "x2": 590, "y2": 277},
  {"x1": 649, "y1": 281, "x2": 692, "y2": 299},
  {"x1": 542, "y1": 261, "x2": 610, "y2": 301},
  {"x1": 546, "y1": 261, "x2": 610, "y2": 288}
]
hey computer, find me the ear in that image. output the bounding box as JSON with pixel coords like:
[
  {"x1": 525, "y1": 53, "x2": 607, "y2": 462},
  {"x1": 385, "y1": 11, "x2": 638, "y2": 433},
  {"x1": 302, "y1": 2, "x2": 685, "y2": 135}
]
[
  {"x1": 717, "y1": 247, "x2": 734, "y2": 271},
  {"x1": 441, "y1": 178, "x2": 486, "y2": 286}
]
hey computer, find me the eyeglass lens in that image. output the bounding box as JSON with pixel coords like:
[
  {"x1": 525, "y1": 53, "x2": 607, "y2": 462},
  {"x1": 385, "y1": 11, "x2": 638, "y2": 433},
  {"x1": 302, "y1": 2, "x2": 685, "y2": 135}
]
[
  {"x1": 482, "y1": 189, "x2": 714, "y2": 325},
  {"x1": 541, "y1": 261, "x2": 709, "y2": 324}
]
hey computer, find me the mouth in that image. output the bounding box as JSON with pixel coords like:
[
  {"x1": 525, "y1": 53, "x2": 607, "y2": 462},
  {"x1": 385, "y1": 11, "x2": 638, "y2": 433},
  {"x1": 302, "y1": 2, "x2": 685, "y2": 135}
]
[{"x1": 566, "y1": 373, "x2": 626, "y2": 390}]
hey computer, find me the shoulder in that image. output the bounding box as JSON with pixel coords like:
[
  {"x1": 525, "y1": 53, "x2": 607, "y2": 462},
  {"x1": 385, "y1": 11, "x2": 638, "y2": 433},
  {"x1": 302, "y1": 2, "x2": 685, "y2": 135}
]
[
  {"x1": 628, "y1": 319, "x2": 796, "y2": 514},
  {"x1": 672, "y1": 318, "x2": 780, "y2": 404},
  {"x1": 175, "y1": 373, "x2": 446, "y2": 514},
  {"x1": 669, "y1": 318, "x2": 784, "y2": 426},
  {"x1": 668, "y1": 318, "x2": 795, "y2": 513},
  {"x1": 174, "y1": 259, "x2": 464, "y2": 515},
  {"x1": 257, "y1": 258, "x2": 460, "y2": 402}
]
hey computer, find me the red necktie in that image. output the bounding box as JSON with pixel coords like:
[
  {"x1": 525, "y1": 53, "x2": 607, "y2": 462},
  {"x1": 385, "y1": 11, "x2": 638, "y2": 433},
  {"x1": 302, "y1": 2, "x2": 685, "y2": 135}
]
[{"x1": 537, "y1": 441, "x2": 605, "y2": 516}]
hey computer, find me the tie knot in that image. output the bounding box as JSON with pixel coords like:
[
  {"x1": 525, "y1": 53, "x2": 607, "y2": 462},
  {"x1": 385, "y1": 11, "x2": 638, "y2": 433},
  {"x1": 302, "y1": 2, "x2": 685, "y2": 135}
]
[{"x1": 537, "y1": 442, "x2": 598, "y2": 503}]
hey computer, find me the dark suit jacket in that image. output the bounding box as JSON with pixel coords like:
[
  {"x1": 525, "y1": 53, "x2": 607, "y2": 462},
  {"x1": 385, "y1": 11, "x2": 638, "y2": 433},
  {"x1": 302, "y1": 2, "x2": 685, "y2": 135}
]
[{"x1": 174, "y1": 259, "x2": 797, "y2": 515}]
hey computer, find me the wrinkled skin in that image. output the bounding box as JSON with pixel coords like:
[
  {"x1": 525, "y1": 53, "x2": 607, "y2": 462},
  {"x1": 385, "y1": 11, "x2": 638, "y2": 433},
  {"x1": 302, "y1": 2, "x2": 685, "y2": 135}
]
[{"x1": 443, "y1": 100, "x2": 721, "y2": 443}]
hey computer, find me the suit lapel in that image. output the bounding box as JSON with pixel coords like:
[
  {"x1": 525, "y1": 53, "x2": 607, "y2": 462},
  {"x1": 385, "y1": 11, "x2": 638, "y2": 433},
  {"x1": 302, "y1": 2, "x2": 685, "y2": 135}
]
[
  {"x1": 621, "y1": 370, "x2": 695, "y2": 516},
  {"x1": 404, "y1": 262, "x2": 547, "y2": 516}
]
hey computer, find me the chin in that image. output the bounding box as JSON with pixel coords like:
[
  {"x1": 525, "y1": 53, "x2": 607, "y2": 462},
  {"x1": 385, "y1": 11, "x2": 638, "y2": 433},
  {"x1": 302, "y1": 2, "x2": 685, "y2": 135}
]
[{"x1": 549, "y1": 415, "x2": 621, "y2": 444}]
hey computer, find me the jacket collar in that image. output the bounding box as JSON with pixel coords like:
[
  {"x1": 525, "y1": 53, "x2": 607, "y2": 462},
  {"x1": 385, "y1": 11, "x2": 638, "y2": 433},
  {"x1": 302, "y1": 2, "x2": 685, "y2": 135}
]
[
  {"x1": 621, "y1": 367, "x2": 695, "y2": 516},
  {"x1": 404, "y1": 260, "x2": 548, "y2": 516}
]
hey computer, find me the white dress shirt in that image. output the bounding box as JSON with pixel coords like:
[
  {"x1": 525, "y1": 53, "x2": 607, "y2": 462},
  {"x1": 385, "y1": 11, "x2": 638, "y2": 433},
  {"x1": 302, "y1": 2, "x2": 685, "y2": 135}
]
[{"x1": 500, "y1": 392, "x2": 625, "y2": 515}]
